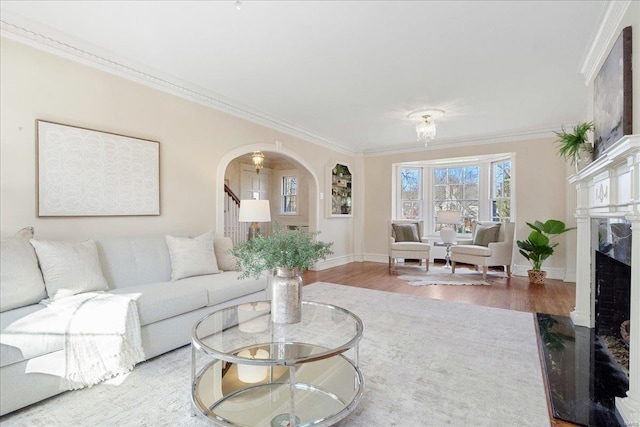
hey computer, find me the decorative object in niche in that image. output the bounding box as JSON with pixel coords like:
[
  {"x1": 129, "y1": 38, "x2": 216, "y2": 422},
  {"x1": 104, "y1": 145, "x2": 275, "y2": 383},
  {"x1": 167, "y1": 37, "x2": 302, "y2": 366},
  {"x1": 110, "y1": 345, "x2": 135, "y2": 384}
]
[
  {"x1": 593, "y1": 26, "x2": 632, "y2": 159},
  {"x1": 329, "y1": 163, "x2": 352, "y2": 216},
  {"x1": 37, "y1": 120, "x2": 160, "y2": 216}
]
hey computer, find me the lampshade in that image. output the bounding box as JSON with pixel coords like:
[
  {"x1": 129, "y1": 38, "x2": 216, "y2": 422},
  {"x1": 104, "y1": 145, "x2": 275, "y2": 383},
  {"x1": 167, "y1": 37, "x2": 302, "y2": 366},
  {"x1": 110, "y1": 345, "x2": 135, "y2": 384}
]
[
  {"x1": 438, "y1": 210, "x2": 460, "y2": 244},
  {"x1": 437, "y1": 210, "x2": 461, "y2": 225},
  {"x1": 239, "y1": 200, "x2": 271, "y2": 223}
]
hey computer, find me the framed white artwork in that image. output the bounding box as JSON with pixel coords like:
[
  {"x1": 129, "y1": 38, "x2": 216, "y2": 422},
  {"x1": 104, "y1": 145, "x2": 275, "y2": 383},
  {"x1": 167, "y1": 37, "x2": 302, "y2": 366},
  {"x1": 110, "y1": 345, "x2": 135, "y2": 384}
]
[{"x1": 36, "y1": 120, "x2": 160, "y2": 217}]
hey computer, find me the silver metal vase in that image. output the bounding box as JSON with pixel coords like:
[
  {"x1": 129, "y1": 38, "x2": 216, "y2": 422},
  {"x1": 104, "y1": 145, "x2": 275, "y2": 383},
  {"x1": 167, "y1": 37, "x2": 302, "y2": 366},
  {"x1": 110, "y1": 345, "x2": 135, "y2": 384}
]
[{"x1": 271, "y1": 267, "x2": 302, "y2": 324}]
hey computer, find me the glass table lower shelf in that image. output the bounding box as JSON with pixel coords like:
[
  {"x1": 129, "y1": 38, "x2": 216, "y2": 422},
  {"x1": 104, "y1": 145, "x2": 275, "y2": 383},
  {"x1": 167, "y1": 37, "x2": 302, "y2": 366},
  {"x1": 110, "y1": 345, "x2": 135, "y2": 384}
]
[{"x1": 193, "y1": 343, "x2": 364, "y2": 426}]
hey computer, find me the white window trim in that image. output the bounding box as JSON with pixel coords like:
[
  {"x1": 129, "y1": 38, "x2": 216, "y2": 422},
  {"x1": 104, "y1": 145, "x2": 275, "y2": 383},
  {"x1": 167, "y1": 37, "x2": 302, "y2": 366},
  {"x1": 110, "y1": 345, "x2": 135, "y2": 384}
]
[{"x1": 394, "y1": 153, "x2": 515, "y2": 239}]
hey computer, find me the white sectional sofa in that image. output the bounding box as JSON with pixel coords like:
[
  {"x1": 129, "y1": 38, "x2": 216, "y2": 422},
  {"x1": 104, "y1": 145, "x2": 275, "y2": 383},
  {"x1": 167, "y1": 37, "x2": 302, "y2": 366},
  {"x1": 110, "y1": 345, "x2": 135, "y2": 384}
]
[{"x1": 0, "y1": 231, "x2": 269, "y2": 416}]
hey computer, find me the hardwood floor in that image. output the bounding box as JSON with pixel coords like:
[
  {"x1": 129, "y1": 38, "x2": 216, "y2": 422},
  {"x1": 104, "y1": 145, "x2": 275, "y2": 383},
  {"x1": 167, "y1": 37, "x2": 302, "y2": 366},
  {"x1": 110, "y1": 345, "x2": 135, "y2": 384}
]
[
  {"x1": 303, "y1": 261, "x2": 575, "y2": 316},
  {"x1": 302, "y1": 261, "x2": 578, "y2": 427}
]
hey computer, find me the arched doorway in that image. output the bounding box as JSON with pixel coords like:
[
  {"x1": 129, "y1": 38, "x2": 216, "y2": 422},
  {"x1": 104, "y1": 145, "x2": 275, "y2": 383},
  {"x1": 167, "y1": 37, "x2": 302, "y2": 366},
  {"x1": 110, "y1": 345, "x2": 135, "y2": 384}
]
[{"x1": 216, "y1": 143, "x2": 319, "y2": 243}]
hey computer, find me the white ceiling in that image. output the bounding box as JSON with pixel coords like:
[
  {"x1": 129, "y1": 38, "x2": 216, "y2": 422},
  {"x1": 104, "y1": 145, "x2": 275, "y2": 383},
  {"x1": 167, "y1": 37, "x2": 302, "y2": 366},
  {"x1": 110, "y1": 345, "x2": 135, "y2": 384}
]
[{"x1": 0, "y1": 1, "x2": 607, "y2": 155}]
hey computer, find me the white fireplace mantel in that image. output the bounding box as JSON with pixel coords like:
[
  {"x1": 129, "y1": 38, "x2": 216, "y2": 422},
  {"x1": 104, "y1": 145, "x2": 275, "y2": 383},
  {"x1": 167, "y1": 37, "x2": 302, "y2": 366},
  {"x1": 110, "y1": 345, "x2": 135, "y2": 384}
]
[{"x1": 568, "y1": 134, "x2": 640, "y2": 425}]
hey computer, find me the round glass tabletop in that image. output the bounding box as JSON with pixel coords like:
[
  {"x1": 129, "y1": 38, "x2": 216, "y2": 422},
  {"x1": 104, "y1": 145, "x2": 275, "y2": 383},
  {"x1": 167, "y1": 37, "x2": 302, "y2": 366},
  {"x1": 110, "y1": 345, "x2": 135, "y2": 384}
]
[{"x1": 192, "y1": 301, "x2": 364, "y2": 366}]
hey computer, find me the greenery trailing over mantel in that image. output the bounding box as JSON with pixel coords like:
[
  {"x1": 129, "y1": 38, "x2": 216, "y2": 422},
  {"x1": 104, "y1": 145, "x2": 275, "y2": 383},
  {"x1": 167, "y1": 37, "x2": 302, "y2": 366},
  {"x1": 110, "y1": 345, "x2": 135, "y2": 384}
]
[
  {"x1": 516, "y1": 219, "x2": 574, "y2": 271},
  {"x1": 554, "y1": 122, "x2": 594, "y2": 166},
  {"x1": 230, "y1": 224, "x2": 334, "y2": 279}
]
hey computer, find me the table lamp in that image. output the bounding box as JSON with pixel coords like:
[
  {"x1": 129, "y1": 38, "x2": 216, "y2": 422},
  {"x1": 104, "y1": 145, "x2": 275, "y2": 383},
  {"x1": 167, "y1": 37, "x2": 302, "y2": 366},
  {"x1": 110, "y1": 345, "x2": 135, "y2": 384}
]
[
  {"x1": 239, "y1": 199, "x2": 271, "y2": 240},
  {"x1": 438, "y1": 210, "x2": 460, "y2": 244}
]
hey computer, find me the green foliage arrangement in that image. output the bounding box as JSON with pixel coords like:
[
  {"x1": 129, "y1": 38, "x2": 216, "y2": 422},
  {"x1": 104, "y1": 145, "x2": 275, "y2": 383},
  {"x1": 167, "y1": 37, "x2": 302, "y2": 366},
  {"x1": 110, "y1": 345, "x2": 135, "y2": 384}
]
[
  {"x1": 230, "y1": 224, "x2": 334, "y2": 279},
  {"x1": 554, "y1": 122, "x2": 594, "y2": 166},
  {"x1": 516, "y1": 219, "x2": 575, "y2": 271}
]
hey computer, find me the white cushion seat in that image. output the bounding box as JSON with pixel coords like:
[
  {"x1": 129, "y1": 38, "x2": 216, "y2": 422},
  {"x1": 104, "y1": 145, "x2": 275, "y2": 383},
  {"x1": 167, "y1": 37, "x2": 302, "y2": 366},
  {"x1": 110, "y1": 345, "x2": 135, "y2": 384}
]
[
  {"x1": 109, "y1": 282, "x2": 208, "y2": 326},
  {"x1": 178, "y1": 272, "x2": 268, "y2": 307},
  {"x1": 390, "y1": 241, "x2": 431, "y2": 251},
  {"x1": 0, "y1": 305, "x2": 66, "y2": 368},
  {"x1": 451, "y1": 245, "x2": 492, "y2": 257}
]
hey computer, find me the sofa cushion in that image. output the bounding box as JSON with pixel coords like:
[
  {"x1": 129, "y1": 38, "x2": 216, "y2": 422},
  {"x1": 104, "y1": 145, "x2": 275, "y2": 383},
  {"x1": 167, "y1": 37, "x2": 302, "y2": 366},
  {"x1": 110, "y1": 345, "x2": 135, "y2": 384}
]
[
  {"x1": 0, "y1": 304, "x2": 65, "y2": 368},
  {"x1": 473, "y1": 223, "x2": 501, "y2": 247},
  {"x1": 29, "y1": 239, "x2": 109, "y2": 302},
  {"x1": 109, "y1": 281, "x2": 208, "y2": 326},
  {"x1": 392, "y1": 223, "x2": 420, "y2": 242},
  {"x1": 95, "y1": 235, "x2": 172, "y2": 290},
  {"x1": 178, "y1": 272, "x2": 268, "y2": 307},
  {"x1": 165, "y1": 231, "x2": 220, "y2": 281},
  {"x1": 1, "y1": 227, "x2": 47, "y2": 312},
  {"x1": 451, "y1": 244, "x2": 492, "y2": 257},
  {"x1": 214, "y1": 237, "x2": 238, "y2": 271}
]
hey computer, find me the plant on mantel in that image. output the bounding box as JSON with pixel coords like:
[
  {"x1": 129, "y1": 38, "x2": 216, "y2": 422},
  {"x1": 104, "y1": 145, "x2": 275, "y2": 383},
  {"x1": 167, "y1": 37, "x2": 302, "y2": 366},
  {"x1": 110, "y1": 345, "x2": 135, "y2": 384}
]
[
  {"x1": 554, "y1": 122, "x2": 594, "y2": 170},
  {"x1": 516, "y1": 219, "x2": 575, "y2": 285}
]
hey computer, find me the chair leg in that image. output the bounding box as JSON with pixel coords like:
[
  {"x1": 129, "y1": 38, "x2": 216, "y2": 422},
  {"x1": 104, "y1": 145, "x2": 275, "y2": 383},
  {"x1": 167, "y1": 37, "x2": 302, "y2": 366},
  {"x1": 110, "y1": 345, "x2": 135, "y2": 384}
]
[
  {"x1": 482, "y1": 266, "x2": 488, "y2": 280},
  {"x1": 451, "y1": 261, "x2": 456, "y2": 274},
  {"x1": 425, "y1": 259, "x2": 429, "y2": 272},
  {"x1": 506, "y1": 265, "x2": 512, "y2": 277}
]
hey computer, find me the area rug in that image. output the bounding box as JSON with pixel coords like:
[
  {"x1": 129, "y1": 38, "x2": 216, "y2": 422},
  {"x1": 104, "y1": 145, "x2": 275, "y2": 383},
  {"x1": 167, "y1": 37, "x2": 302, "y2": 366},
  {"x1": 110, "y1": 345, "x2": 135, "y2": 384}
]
[
  {"x1": 396, "y1": 265, "x2": 502, "y2": 285},
  {"x1": 0, "y1": 282, "x2": 549, "y2": 427}
]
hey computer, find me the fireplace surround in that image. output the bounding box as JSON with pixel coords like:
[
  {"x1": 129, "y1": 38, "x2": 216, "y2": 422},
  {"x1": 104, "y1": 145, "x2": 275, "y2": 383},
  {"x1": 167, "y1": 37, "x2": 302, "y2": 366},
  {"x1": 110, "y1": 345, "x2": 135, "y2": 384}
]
[{"x1": 569, "y1": 135, "x2": 639, "y2": 424}]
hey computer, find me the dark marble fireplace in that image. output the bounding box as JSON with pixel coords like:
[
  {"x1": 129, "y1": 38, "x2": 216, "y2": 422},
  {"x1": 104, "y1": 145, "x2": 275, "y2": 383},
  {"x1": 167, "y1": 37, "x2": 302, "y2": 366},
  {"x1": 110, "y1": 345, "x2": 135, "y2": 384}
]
[{"x1": 594, "y1": 219, "x2": 632, "y2": 375}]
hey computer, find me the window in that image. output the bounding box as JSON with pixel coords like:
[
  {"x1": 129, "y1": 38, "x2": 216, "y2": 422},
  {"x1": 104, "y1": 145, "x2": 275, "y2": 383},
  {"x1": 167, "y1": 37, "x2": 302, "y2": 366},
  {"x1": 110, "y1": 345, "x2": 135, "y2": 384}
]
[
  {"x1": 282, "y1": 175, "x2": 297, "y2": 214},
  {"x1": 395, "y1": 154, "x2": 514, "y2": 235},
  {"x1": 491, "y1": 160, "x2": 511, "y2": 222},
  {"x1": 433, "y1": 166, "x2": 479, "y2": 233},
  {"x1": 400, "y1": 167, "x2": 422, "y2": 219}
]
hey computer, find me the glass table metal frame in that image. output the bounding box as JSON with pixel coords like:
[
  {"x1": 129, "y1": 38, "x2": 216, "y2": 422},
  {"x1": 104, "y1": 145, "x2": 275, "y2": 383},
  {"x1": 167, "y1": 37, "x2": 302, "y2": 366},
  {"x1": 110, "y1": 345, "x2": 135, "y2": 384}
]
[{"x1": 191, "y1": 300, "x2": 364, "y2": 426}]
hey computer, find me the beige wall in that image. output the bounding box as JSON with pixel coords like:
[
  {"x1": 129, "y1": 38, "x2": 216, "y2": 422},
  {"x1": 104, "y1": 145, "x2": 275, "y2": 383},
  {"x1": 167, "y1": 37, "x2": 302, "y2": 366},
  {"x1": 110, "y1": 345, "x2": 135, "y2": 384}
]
[
  {"x1": 0, "y1": 38, "x2": 356, "y2": 263},
  {"x1": 363, "y1": 138, "x2": 570, "y2": 276}
]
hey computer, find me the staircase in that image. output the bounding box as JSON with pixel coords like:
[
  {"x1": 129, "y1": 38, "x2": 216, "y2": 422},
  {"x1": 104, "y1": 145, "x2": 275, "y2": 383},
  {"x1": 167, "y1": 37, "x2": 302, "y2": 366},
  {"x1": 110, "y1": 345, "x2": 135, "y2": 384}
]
[{"x1": 224, "y1": 184, "x2": 247, "y2": 245}]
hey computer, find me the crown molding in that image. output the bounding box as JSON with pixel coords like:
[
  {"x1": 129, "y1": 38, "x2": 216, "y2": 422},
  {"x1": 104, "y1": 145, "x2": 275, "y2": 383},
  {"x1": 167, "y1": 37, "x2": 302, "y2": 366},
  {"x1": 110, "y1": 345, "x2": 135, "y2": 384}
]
[
  {"x1": 363, "y1": 127, "x2": 557, "y2": 157},
  {"x1": 578, "y1": 0, "x2": 631, "y2": 85},
  {"x1": 0, "y1": 18, "x2": 355, "y2": 157}
]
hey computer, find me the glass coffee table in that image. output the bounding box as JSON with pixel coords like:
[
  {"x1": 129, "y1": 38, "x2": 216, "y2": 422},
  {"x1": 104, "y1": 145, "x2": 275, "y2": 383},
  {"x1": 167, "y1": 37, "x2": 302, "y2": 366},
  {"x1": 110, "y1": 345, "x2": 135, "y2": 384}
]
[{"x1": 191, "y1": 301, "x2": 364, "y2": 426}]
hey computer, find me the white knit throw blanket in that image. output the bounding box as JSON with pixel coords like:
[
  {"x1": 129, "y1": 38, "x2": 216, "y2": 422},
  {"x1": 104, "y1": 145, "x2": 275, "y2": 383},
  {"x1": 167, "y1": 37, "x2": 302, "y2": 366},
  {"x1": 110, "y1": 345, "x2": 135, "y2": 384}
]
[{"x1": 49, "y1": 292, "x2": 145, "y2": 390}]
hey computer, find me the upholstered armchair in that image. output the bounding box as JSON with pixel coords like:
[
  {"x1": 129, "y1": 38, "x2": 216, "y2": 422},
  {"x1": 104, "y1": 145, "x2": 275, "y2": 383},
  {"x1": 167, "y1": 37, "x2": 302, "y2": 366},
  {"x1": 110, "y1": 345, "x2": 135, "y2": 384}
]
[
  {"x1": 450, "y1": 221, "x2": 515, "y2": 279},
  {"x1": 388, "y1": 220, "x2": 431, "y2": 273}
]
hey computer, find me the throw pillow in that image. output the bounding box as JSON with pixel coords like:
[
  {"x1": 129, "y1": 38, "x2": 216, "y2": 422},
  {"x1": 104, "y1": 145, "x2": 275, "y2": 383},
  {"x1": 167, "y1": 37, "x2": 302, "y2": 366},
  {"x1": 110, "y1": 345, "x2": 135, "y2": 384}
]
[
  {"x1": 214, "y1": 237, "x2": 238, "y2": 271},
  {"x1": 392, "y1": 223, "x2": 420, "y2": 242},
  {"x1": 29, "y1": 239, "x2": 109, "y2": 302},
  {"x1": 165, "y1": 231, "x2": 220, "y2": 281},
  {"x1": 473, "y1": 223, "x2": 501, "y2": 247},
  {"x1": 0, "y1": 227, "x2": 47, "y2": 312}
]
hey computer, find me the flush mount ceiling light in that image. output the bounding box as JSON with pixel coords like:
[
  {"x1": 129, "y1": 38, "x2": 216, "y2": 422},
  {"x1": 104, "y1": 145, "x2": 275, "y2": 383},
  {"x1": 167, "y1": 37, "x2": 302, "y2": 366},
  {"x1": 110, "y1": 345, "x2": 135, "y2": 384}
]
[
  {"x1": 408, "y1": 109, "x2": 445, "y2": 146},
  {"x1": 251, "y1": 151, "x2": 265, "y2": 174}
]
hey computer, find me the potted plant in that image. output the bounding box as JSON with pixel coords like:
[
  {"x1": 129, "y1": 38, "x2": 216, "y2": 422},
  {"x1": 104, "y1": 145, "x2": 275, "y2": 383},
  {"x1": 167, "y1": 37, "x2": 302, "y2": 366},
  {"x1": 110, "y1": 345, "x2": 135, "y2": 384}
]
[
  {"x1": 554, "y1": 122, "x2": 594, "y2": 172},
  {"x1": 516, "y1": 219, "x2": 574, "y2": 284},
  {"x1": 230, "y1": 224, "x2": 333, "y2": 323}
]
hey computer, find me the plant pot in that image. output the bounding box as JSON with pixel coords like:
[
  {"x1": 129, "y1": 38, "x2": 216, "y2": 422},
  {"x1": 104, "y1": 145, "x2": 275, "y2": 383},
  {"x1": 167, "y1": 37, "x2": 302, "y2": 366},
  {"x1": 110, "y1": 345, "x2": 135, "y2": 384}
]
[
  {"x1": 528, "y1": 269, "x2": 547, "y2": 285},
  {"x1": 574, "y1": 147, "x2": 593, "y2": 174},
  {"x1": 271, "y1": 267, "x2": 303, "y2": 324}
]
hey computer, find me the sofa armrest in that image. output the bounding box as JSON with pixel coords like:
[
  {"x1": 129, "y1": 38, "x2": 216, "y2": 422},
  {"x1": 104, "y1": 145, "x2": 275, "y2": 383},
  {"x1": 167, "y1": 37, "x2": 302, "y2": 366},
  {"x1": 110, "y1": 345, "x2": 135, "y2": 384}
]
[{"x1": 487, "y1": 241, "x2": 513, "y2": 262}]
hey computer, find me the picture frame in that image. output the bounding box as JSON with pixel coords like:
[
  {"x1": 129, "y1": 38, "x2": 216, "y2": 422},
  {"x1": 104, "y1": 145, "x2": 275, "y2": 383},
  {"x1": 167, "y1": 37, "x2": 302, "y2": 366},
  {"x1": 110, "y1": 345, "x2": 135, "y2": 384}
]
[
  {"x1": 36, "y1": 120, "x2": 160, "y2": 217},
  {"x1": 593, "y1": 26, "x2": 632, "y2": 159}
]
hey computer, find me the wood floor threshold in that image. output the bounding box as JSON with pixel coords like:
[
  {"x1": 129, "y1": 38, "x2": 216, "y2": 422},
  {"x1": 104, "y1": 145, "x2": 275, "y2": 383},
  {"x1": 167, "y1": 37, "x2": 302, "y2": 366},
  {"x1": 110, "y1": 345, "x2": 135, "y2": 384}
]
[{"x1": 302, "y1": 261, "x2": 579, "y2": 426}]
